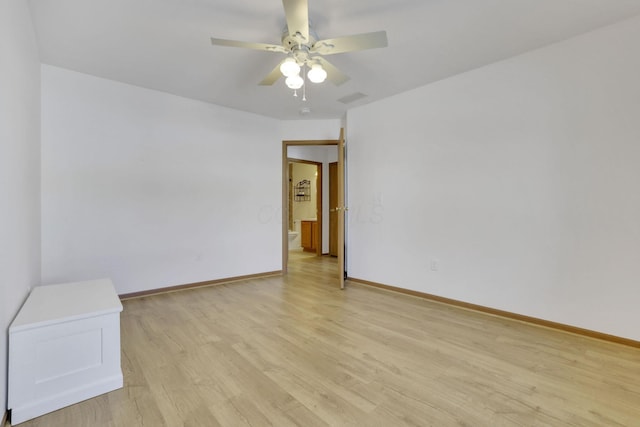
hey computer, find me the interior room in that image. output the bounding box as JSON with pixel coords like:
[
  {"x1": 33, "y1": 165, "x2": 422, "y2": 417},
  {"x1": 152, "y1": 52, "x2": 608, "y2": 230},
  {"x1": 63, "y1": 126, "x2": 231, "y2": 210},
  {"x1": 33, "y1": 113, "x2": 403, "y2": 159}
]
[
  {"x1": 3, "y1": 0, "x2": 640, "y2": 425},
  {"x1": 289, "y1": 161, "x2": 318, "y2": 252}
]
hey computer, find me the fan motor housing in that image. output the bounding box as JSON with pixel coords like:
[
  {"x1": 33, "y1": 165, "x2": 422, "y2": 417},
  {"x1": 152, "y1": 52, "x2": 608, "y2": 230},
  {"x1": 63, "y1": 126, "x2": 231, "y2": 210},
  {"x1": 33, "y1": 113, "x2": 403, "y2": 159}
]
[{"x1": 281, "y1": 26, "x2": 318, "y2": 54}]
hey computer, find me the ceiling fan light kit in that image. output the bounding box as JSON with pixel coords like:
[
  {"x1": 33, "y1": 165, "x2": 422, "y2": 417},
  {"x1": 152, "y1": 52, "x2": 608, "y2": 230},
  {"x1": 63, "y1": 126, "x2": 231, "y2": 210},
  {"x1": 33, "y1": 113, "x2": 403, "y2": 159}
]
[
  {"x1": 210, "y1": 0, "x2": 388, "y2": 102},
  {"x1": 280, "y1": 57, "x2": 300, "y2": 77},
  {"x1": 285, "y1": 73, "x2": 304, "y2": 89},
  {"x1": 281, "y1": 54, "x2": 324, "y2": 89},
  {"x1": 307, "y1": 62, "x2": 327, "y2": 83}
]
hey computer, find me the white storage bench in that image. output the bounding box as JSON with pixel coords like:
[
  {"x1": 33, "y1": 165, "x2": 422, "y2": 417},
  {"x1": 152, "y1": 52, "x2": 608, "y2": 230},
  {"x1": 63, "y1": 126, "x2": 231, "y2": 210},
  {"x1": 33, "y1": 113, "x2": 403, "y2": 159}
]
[{"x1": 8, "y1": 278, "x2": 123, "y2": 425}]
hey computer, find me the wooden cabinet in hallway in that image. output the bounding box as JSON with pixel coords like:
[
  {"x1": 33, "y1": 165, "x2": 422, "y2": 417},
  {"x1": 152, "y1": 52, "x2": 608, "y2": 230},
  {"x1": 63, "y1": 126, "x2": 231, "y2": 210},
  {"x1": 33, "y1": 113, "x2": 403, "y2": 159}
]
[{"x1": 301, "y1": 220, "x2": 317, "y2": 252}]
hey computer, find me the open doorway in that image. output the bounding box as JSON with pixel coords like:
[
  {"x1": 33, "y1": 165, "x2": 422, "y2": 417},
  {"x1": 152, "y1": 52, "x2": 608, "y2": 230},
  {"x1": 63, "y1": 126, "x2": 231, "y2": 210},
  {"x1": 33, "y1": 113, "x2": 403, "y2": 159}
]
[
  {"x1": 287, "y1": 159, "x2": 322, "y2": 256},
  {"x1": 282, "y1": 131, "x2": 346, "y2": 288}
]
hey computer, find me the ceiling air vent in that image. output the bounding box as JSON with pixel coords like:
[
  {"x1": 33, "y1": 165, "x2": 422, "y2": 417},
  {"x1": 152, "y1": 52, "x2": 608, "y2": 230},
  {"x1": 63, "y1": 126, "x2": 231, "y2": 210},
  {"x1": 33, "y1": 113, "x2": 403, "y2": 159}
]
[{"x1": 338, "y1": 92, "x2": 367, "y2": 104}]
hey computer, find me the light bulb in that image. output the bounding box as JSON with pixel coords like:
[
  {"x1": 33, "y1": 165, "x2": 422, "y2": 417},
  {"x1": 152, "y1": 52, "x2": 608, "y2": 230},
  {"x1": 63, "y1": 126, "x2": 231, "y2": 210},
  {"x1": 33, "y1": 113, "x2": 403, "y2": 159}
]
[
  {"x1": 286, "y1": 73, "x2": 304, "y2": 89},
  {"x1": 307, "y1": 63, "x2": 327, "y2": 83},
  {"x1": 280, "y1": 58, "x2": 300, "y2": 77}
]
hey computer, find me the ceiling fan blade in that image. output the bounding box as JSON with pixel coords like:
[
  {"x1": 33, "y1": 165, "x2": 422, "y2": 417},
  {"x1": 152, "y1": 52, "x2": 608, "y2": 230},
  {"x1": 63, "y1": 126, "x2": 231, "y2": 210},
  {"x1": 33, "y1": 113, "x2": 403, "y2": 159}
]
[
  {"x1": 311, "y1": 30, "x2": 388, "y2": 55},
  {"x1": 315, "y1": 57, "x2": 350, "y2": 86},
  {"x1": 210, "y1": 37, "x2": 286, "y2": 53},
  {"x1": 282, "y1": 0, "x2": 309, "y2": 44},
  {"x1": 259, "y1": 62, "x2": 284, "y2": 86}
]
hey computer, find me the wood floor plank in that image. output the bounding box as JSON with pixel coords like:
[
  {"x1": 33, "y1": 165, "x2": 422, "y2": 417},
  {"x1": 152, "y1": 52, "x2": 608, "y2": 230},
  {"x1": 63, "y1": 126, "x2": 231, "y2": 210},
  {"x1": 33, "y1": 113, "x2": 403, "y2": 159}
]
[{"x1": 12, "y1": 252, "x2": 640, "y2": 426}]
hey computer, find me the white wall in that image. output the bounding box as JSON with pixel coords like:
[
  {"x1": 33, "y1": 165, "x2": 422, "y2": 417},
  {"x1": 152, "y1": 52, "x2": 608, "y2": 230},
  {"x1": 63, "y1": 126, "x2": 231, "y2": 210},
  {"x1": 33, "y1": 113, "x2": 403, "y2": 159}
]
[
  {"x1": 280, "y1": 119, "x2": 342, "y2": 141},
  {"x1": 41, "y1": 66, "x2": 282, "y2": 295},
  {"x1": 291, "y1": 163, "x2": 318, "y2": 223},
  {"x1": 0, "y1": 0, "x2": 41, "y2": 416},
  {"x1": 346, "y1": 16, "x2": 640, "y2": 341}
]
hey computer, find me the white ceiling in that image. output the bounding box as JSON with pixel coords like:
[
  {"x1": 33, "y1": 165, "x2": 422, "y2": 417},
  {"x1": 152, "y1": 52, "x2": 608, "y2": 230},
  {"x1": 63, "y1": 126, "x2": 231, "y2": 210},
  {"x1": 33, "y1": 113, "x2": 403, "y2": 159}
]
[{"x1": 28, "y1": 0, "x2": 640, "y2": 120}]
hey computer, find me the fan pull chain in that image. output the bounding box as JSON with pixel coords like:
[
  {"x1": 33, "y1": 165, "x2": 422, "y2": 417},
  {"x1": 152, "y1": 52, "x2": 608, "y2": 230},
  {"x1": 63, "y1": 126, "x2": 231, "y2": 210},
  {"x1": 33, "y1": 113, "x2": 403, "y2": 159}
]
[{"x1": 302, "y1": 65, "x2": 307, "y2": 101}]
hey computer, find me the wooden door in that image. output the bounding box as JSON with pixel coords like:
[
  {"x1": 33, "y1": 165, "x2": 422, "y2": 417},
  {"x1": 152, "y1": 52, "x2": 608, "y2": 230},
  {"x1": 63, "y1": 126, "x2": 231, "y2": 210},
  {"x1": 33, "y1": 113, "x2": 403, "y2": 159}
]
[
  {"x1": 337, "y1": 128, "x2": 346, "y2": 289},
  {"x1": 329, "y1": 162, "x2": 338, "y2": 257}
]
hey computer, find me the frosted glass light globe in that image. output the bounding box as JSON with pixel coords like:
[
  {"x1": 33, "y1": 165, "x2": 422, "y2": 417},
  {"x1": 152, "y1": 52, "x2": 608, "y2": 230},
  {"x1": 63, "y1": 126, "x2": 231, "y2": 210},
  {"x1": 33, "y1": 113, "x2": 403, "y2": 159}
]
[
  {"x1": 280, "y1": 58, "x2": 301, "y2": 77},
  {"x1": 285, "y1": 73, "x2": 304, "y2": 89},
  {"x1": 307, "y1": 63, "x2": 327, "y2": 83}
]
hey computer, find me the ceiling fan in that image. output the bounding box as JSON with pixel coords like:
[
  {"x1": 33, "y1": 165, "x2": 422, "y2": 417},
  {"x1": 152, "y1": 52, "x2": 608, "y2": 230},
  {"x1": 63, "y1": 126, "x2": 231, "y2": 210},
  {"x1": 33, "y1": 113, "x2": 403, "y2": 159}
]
[{"x1": 210, "y1": 0, "x2": 388, "y2": 90}]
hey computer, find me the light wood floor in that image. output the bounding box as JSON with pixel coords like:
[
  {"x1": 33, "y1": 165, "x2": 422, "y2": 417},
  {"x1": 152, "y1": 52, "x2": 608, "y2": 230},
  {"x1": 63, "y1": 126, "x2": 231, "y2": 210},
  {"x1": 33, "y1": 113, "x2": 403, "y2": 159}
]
[{"x1": 11, "y1": 255, "x2": 640, "y2": 426}]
